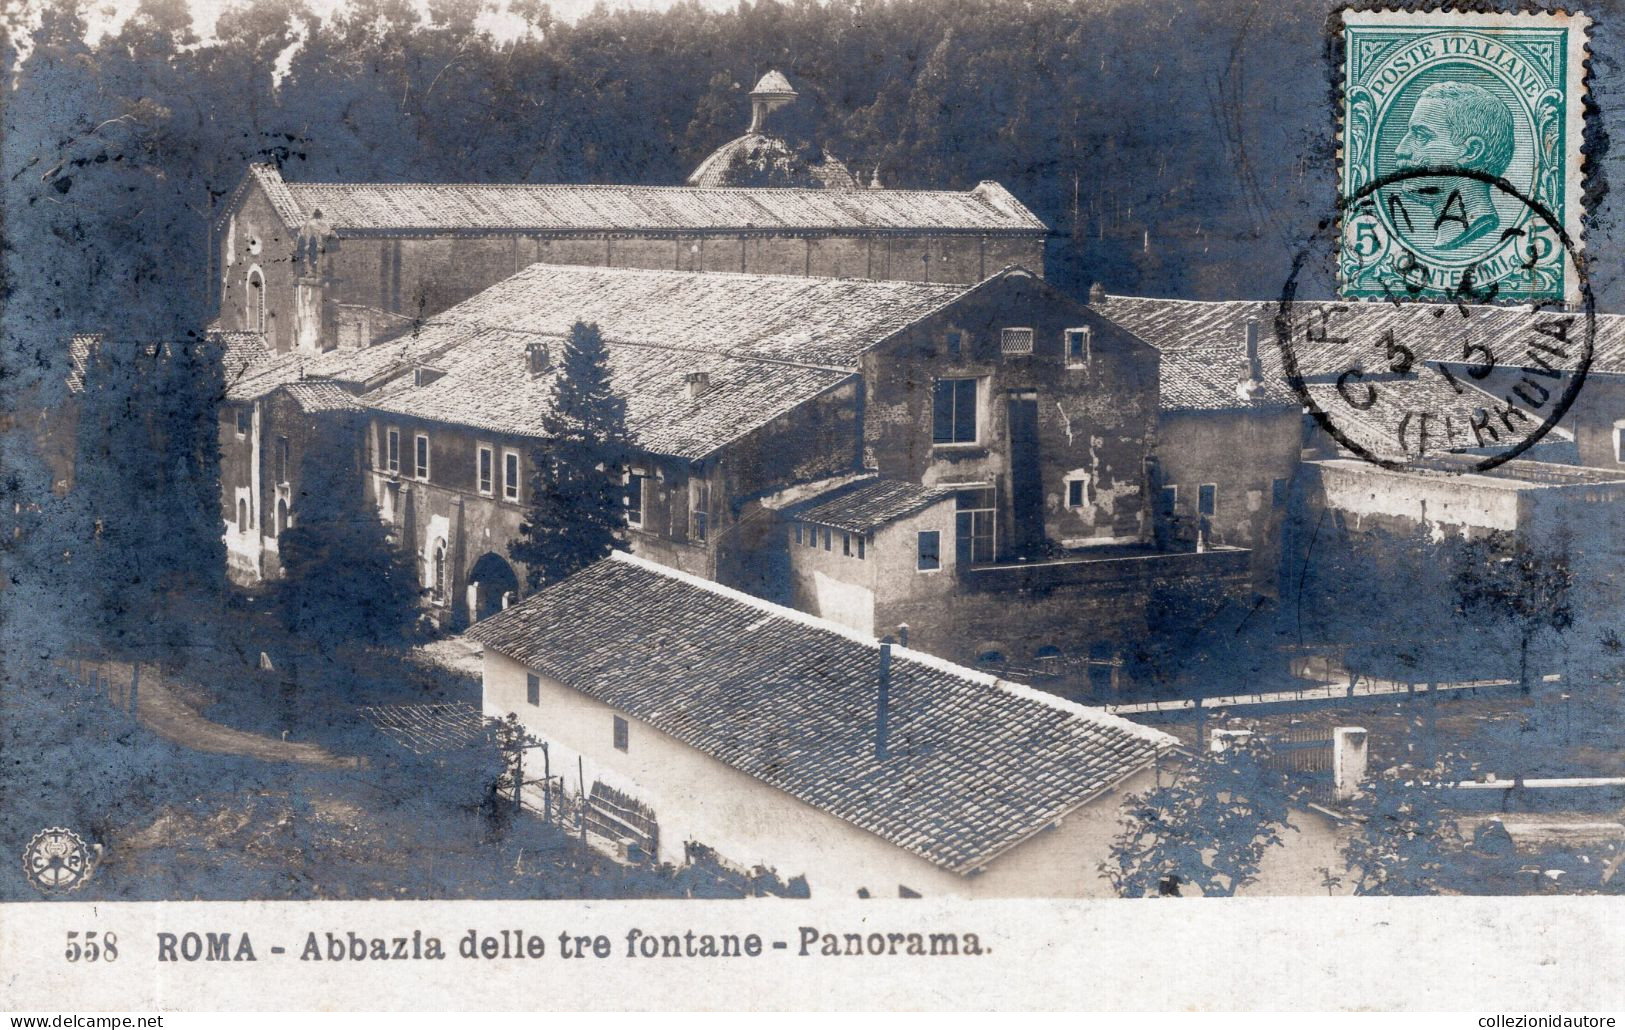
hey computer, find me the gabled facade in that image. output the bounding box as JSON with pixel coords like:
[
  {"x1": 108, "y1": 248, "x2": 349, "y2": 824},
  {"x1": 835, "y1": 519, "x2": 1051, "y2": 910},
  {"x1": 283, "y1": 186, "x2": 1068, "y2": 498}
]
[{"x1": 211, "y1": 164, "x2": 1048, "y2": 355}]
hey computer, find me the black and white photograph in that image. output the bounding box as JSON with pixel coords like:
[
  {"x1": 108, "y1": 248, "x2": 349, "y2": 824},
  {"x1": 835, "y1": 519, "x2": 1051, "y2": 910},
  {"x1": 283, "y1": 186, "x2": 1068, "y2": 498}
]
[{"x1": 1, "y1": 0, "x2": 1622, "y2": 1013}]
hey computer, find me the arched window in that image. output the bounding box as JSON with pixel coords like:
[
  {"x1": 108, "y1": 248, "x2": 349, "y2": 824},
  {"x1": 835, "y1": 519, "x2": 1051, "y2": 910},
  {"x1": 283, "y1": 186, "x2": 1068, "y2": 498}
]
[
  {"x1": 432, "y1": 542, "x2": 446, "y2": 601},
  {"x1": 246, "y1": 268, "x2": 266, "y2": 333},
  {"x1": 237, "y1": 498, "x2": 249, "y2": 534},
  {"x1": 275, "y1": 498, "x2": 288, "y2": 538},
  {"x1": 976, "y1": 650, "x2": 1007, "y2": 673}
]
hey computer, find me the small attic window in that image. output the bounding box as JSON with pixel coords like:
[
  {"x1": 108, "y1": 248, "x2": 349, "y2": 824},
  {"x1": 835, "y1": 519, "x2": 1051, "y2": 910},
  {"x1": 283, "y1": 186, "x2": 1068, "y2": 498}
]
[
  {"x1": 686, "y1": 371, "x2": 712, "y2": 400},
  {"x1": 414, "y1": 366, "x2": 445, "y2": 388},
  {"x1": 1000, "y1": 327, "x2": 1034, "y2": 355},
  {"x1": 527, "y1": 343, "x2": 550, "y2": 377}
]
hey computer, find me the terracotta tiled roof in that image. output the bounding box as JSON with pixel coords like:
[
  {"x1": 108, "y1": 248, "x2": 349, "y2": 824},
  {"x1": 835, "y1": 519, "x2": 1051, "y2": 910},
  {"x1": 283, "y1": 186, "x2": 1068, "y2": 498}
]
[
  {"x1": 358, "y1": 263, "x2": 1011, "y2": 456},
  {"x1": 1098, "y1": 294, "x2": 1604, "y2": 455},
  {"x1": 467, "y1": 552, "x2": 1173, "y2": 874},
  {"x1": 244, "y1": 163, "x2": 1043, "y2": 235},
  {"x1": 282, "y1": 380, "x2": 363, "y2": 413},
  {"x1": 365, "y1": 324, "x2": 853, "y2": 459},
  {"x1": 384, "y1": 262, "x2": 969, "y2": 368},
  {"x1": 1097, "y1": 294, "x2": 1625, "y2": 378},
  {"x1": 791, "y1": 479, "x2": 955, "y2": 533},
  {"x1": 1157, "y1": 350, "x2": 1298, "y2": 412}
]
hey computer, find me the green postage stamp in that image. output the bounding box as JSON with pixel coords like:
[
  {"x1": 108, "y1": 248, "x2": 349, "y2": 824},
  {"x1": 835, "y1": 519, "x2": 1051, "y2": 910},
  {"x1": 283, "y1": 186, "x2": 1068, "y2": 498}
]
[{"x1": 1340, "y1": 8, "x2": 1590, "y2": 304}]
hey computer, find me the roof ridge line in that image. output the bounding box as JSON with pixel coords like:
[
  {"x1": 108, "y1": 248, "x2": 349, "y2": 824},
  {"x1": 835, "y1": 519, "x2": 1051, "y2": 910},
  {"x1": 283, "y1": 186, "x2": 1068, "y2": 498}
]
[
  {"x1": 605, "y1": 551, "x2": 1166, "y2": 739},
  {"x1": 282, "y1": 179, "x2": 1021, "y2": 200},
  {"x1": 419, "y1": 319, "x2": 860, "y2": 374}
]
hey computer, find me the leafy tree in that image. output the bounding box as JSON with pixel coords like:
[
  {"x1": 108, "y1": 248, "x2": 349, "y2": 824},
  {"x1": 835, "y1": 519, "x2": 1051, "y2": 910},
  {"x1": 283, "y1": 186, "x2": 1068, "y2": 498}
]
[
  {"x1": 1104, "y1": 733, "x2": 1293, "y2": 897},
  {"x1": 274, "y1": 411, "x2": 421, "y2": 648},
  {"x1": 510, "y1": 322, "x2": 631, "y2": 590},
  {"x1": 1339, "y1": 755, "x2": 1471, "y2": 896},
  {"x1": 1452, "y1": 530, "x2": 1574, "y2": 693}
]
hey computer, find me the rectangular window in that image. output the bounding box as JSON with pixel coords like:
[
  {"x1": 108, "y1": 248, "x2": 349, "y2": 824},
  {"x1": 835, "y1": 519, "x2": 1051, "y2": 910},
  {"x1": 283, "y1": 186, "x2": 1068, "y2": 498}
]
[
  {"x1": 945, "y1": 330, "x2": 963, "y2": 359},
  {"x1": 386, "y1": 428, "x2": 400, "y2": 474},
  {"x1": 842, "y1": 532, "x2": 852, "y2": 556},
  {"x1": 414, "y1": 434, "x2": 430, "y2": 481},
  {"x1": 823, "y1": 527, "x2": 832, "y2": 551},
  {"x1": 274, "y1": 436, "x2": 289, "y2": 484},
  {"x1": 857, "y1": 535, "x2": 866, "y2": 560},
  {"x1": 526, "y1": 673, "x2": 540, "y2": 707},
  {"x1": 1160, "y1": 485, "x2": 1178, "y2": 515},
  {"x1": 1066, "y1": 478, "x2": 1087, "y2": 508},
  {"x1": 1198, "y1": 483, "x2": 1217, "y2": 517},
  {"x1": 805, "y1": 523, "x2": 817, "y2": 548},
  {"x1": 625, "y1": 472, "x2": 645, "y2": 528},
  {"x1": 1614, "y1": 423, "x2": 1625, "y2": 464},
  {"x1": 1065, "y1": 328, "x2": 1092, "y2": 367},
  {"x1": 793, "y1": 524, "x2": 802, "y2": 545},
  {"x1": 504, "y1": 450, "x2": 520, "y2": 502},
  {"x1": 917, "y1": 531, "x2": 941, "y2": 572},
  {"x1": 1000, "y1": 327, "x2": 1034, "y2": 354},
  {"x1": 1272, "y1": 477, "x2": 1289, "y2": 508},
  {"x1": 955, "y1": 486, "x2": 995, "y2": 565},
  {"x1": 613, "y1": 715, "x2": 629, "y2": 752},
  {"x1": 477, "y1": 446, "x2": 493, "y2": 496},
  {"x1": 235, "y1": 407, "x2": 250, "y2": 437},
  {"x1": 932, "y1": 378, "x2": 979, "y2": 444},
  {"x1": 691, "y1": 478, "x2": 710, "y2": 542}
]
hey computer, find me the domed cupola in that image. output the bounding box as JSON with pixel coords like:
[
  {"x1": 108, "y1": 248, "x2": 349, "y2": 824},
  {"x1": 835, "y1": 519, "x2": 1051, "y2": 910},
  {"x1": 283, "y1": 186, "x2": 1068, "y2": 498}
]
[{"x1": 686, "y1": 70, "x2": 862, "y2": 190}]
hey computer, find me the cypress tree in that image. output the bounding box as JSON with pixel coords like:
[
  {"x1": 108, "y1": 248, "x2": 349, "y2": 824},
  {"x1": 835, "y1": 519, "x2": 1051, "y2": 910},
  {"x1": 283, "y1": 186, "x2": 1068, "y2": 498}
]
[
  {"x1": 510, "y1": 322, "x2": 631, "y2": 590},
  {"x1": 275, "y1": 411, "x2": 421, "y2": 648}
]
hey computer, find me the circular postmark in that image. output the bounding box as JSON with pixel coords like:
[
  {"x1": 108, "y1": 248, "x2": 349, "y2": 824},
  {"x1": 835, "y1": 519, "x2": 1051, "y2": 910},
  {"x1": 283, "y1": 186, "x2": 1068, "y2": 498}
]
[
  {"x1": 23, "y1": 827, "x2": 99, "y2": 894},
  {"x1": 1277, "y1": 166, "x2": 1593, "y2": 473}
]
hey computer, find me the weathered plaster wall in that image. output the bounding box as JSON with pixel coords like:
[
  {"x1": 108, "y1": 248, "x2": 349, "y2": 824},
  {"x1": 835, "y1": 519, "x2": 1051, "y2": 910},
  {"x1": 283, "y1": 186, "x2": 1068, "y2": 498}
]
[
  {"x1": 483, "y1": 648, "x2": 1146, "y2": 899},
  {"x1": 861, "y1": 272, "x2": 1159, "y2": 558},
  {"x1": 1155, "y1": 407, "x2": 1302, "y2": 593}
]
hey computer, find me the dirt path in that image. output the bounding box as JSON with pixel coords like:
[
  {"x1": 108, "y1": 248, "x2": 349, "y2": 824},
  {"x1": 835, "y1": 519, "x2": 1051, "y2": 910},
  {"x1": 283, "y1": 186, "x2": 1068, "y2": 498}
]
[{"x1": 73, "y1": 659, "x2": 358, "y2": 768}]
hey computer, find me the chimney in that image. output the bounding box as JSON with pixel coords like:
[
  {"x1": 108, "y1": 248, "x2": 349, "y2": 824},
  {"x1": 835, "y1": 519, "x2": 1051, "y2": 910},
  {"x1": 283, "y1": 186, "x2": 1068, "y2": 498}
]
[
  {"x1": 1333, "y1": 726, "x2": 1369, "y2": 801},
  {"x1": 1088, "y1": 282, "x2": 1107, "y2": 305},
  {"x1": 896, "y1": 623, "x2": 910, "y2": 648},
  {"x1": 685, "y1": 370, "x2": 711, "y2": 400},
  {"x1": 875, "y1": 640, "x2": 893, "y2": 760},
  {"x1": 1235, "y1": 317, "x2": 1264, "y2": 402}
]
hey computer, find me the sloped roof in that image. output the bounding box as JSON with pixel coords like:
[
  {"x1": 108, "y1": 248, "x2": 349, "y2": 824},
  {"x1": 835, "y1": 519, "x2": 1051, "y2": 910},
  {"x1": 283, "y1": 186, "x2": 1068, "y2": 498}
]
[
  {"x1": 365, "y1": 325, "x2": 854, "y2": 459},
  {"x1": 385, "y1": 262, "x2": 970, "y2": 368},
  {"x1": 751, "y1": 69, "x2": 796, "y2": 95},
  {"x1": 282, "y1": 380, "x2": 363, "y2": 413},
  {"x1": 1097, "y1": 294, "x2": 1603, "y2": 453},
  {"x1": 1157, "y1": 350, "x2": 1297, "y2": 412},
  {"x1": 358, "y1": 263, "x2": 1011, "y2": 457},
  {"x1": 235, "y1": 164, "x2": 1044, "y2": 236},
  {"x1": 1097, "y1": 295, "x2": 1625, "y2": 377},
  {"x1": 467, "y1": 552, "x2": 1173, "y2": 875},
  {"x1": 791, "y1": 479, "x2": 955, "y2": 533}
]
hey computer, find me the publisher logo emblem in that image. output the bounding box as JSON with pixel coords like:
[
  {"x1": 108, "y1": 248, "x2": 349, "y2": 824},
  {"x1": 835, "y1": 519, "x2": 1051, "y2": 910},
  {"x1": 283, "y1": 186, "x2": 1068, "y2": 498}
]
[{"x1": 23, "y1": 827, "x2": 98, "y2": 894}]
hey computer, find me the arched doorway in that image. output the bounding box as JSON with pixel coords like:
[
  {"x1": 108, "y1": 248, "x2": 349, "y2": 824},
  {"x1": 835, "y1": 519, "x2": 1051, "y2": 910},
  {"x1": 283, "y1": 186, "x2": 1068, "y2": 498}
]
[{"x1": 467, "y1": 552, "x2": 519, "y2": 623}]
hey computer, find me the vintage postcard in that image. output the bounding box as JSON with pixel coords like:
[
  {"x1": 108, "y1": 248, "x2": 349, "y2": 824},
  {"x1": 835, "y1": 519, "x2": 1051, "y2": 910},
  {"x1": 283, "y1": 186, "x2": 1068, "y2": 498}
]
[{"x1": 2, "y1": 0, "x2": 1624, "y2": 1014}]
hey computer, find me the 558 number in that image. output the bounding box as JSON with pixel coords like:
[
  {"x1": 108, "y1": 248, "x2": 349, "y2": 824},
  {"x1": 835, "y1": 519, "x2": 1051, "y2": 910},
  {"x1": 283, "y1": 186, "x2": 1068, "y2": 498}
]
[{"x1": 65, "y1": 930, "x2": 118, "y2": 962}]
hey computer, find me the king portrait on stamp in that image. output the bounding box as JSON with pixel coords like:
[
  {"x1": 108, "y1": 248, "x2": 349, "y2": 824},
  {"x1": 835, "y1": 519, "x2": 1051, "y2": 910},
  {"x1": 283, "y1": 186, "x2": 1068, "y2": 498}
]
[{"x1": 1340, "y1": 8, "x2": 1590, "y2": 304}]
